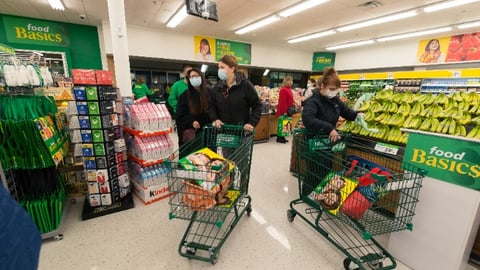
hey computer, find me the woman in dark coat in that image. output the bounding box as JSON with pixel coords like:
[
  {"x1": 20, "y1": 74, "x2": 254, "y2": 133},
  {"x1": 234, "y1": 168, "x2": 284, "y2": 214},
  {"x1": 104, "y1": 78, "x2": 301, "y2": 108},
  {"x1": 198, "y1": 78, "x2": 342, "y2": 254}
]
[{"x1": 176, "y1": 68, "x2": 211, "y2": 148}]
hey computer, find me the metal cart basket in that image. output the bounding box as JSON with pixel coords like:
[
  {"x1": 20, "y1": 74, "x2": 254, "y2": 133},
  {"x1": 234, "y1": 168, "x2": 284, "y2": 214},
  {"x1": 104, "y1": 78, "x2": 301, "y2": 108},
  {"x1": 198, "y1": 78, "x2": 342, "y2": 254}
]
[
  {"x1": 288, "y1": 129, "x2": 425, "y2": 270},
  {"x1": 167, "y1": 125, "x2": 254, "y2": 264}
]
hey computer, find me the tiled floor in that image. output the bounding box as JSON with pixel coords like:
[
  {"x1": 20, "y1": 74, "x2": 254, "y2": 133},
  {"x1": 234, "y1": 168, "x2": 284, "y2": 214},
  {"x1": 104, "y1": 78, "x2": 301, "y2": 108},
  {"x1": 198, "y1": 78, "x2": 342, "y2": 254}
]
[{"x1": 39, "y1": 134, "x2": 479, "y2": 270}]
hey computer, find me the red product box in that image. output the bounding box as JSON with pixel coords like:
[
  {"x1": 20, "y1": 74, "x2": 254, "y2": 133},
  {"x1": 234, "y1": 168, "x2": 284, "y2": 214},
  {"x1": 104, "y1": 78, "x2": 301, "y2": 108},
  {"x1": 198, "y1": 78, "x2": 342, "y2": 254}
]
[
  {"x1": 95, "y1": 70, "x2": 113, "y2": 85},
  {"x1": 72, "y1": 69, "x2": 97, "y2": 85}
]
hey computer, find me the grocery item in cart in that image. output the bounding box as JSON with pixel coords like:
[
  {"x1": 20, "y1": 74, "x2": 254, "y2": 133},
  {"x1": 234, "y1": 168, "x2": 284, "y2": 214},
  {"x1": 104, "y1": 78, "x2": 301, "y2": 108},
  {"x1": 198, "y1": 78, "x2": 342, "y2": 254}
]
[{"x1": 309, "y1": 172, "x2": 358, "y2": 215}]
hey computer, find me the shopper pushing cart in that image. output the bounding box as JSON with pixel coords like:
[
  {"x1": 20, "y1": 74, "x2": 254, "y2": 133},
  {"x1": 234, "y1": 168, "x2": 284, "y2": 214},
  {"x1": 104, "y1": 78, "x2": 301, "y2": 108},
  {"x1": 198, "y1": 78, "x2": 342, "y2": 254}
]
[{"x1": 166, "y1": 124, "x2": 254, "y2": 264}]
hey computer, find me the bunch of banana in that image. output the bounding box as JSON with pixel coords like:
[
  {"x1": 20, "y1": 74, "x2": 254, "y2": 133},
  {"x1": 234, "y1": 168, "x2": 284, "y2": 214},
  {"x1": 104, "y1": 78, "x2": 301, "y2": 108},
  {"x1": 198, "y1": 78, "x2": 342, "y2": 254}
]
[
  {"x1": 386, "y1": 127, "x2": 403, "y2": 143},
  {"x1": 401, "y1": 91, "x2": 415, "y2": 103},
  {"x1": 400, "y1": 132, "x2": 409, "y2": 144},
  {"x1": 364, "y1": 111, "x2": 375, "y2": 121},
  {"x1": 410, "y1": 102, "x2": 426, "y2": 116},
  {"x1": 468, "y1": 103, "x2": 480, "y2": 115},
  {"x1": 418, "y1": 117, "x2": 435, "y2": 131},
  {"x1": 369, "y1": 124, "x2": 389, "y2": 140},
  {"x1": 452, "y1": 92, "x2": 464, "y2": 102},
  {"x1": 465, "y1": 91, "x2": 479, "y2": 105},
  {"x1": 386, "y1": 114, "x2": 405, "y2": 126},
  {"x1": 397, "y1": 102, "x2": 411, "y2": 116},
  {"x1": 358, "y1": 100, "x2": 372, "y2": 112},
  {"x1": 417, "y1": 93, "x2": 435, "y2": 105},
  {"x1": 466, "y1": 125, "x2": 480, "y2": 139},
  {"x1": 454, "y1": 124, "x2": 467, "y2": 137},
  {"x1": 337, "y1": 121, "x2": 354, "y2": 132},
  {"x1": 435, "y1": 117, "x2": 459, "y2": 135},
  {"x1": 392, "y1": 93, "x2": 404, "y2": 104},
  {"x1": 435, "y1": 93, "x2": 450, "y2": 105},
  {"x1": 403, "y1": 115, "x2": 423, "y2": 129},
  {"x1": 429, "y1": 117, "x2": 441, "y2": 132},
  {"x1": 374, "y1": 89, "x2": 394, "y2": 100},
  {"x1": 438, "y1": 106, "x2": 463, "y2": 120},
  {"x1": 471, "y1": 116, "x2": 480, "y2": 126},
  {"x1": 369, "y1": 101, "x2": 383, "y2": 113},
  {"x1": 456, "y1": 100, "x2": 468, "y2": 111},
  {"x1": 425, "y1": 103, "x2": 444, "y2": 118},
  {"x1": 459, "y1": 113, "x2": 472, "y2": 125},
  {"x1": 374, "y1": 112, "x2": 391, "y2": 124}
]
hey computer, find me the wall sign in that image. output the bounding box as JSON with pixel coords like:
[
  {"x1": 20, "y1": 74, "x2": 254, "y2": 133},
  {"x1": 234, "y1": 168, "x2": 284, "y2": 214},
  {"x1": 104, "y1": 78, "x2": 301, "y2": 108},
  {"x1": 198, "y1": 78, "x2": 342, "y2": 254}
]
[
  {"x1": 403, "y1": 132, "x2": 480, "y2": 191},
  {"x1": 312, "y1": 52, "x2": 335, "y2": 71},
  {"x1": 215, "y1": 39, "x2": 251, "y2": 65},
  {"x1": 2, "y1": 15, "x2": 70, "y2": 47},
  {"x1": 0, "y1": 42, "x2": 15, "y2": 54}
]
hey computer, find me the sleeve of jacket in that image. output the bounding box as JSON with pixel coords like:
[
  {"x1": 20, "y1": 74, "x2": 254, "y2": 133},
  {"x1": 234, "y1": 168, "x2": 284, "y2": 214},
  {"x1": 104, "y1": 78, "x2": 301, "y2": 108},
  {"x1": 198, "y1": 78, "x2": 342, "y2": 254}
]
[
  {"x1": 176, "y1": 92, "x2": 194, "y2": 130},
  {"x1": 207, "y1": 87, "x2": 219, "y2": 122},
  {"x1": 302, "y1": 98, "x2": 335, "y2": 134},
  {"x1": 245, "y1": 80, "x2": 262, "y2": 127},
  {"x1": 338, "y1": 98, "x2": 358, "y2": 121},
  {"x1": 168, "y1": 83, "x2": 178, "y2": 112}
]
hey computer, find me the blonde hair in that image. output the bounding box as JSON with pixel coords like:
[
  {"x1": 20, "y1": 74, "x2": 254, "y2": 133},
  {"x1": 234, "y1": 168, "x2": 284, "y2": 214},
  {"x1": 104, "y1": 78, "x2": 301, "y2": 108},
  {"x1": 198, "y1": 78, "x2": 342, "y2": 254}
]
[{"x1": 282, "y1": 76, "x2": 293, "y2": 87}]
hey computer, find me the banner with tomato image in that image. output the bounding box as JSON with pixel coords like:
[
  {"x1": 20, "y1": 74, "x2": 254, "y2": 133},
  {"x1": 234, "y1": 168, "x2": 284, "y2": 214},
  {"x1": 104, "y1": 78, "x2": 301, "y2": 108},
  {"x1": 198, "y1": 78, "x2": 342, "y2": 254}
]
[
  {"x1": 445, "y1": 32, "x2": 480, "y2": 62},
  {"x1": 417, "y1": 32, "x2": 480, "y2": 64}
]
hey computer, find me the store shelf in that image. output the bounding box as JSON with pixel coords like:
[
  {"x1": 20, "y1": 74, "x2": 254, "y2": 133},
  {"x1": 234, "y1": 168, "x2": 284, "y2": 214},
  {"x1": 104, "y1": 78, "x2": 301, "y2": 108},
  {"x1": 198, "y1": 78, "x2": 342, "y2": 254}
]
[{"x1": 123, "y1": 126, "x2": 172, "y2": 137}]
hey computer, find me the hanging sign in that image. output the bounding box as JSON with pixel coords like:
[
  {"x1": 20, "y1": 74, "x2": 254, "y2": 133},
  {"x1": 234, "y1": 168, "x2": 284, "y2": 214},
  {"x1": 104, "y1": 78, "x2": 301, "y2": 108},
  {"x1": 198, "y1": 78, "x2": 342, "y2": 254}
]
[
  {"x1": 2, "y1": 15, "x2": 70, "y2": 47},
  {"x1": 403, "y1": 131, "x2": 480, "y2": 191},
  {"x1": 215, "y1": 39, "x2": 251, "y2": 64},
  {"x1": 312, "y1": 52, "x2": 335, "y2": 71}
]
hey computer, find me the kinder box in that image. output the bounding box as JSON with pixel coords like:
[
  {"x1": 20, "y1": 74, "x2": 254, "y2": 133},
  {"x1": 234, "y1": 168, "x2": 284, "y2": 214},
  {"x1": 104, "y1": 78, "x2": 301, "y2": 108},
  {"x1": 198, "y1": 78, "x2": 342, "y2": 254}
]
[
  {"x1": 131, "y1": 178, "x2": 171, "y2": 205},
  {"x1": 177, "y1": 147, "x2": 235, "y2": 192}
]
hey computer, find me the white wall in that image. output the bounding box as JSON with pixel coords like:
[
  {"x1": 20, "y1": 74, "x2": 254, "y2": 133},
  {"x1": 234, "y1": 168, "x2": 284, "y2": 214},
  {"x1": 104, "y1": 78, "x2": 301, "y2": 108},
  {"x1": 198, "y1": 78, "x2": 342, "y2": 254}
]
[{"x1": 100, "y1": 23, "x2": 312, "y2": 71}]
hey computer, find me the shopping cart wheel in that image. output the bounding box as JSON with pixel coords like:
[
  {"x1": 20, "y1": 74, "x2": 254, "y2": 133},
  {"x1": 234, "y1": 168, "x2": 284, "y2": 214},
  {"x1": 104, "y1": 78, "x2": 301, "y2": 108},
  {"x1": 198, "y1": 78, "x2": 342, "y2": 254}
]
[
  {"x1": 343, "y1": 258, "x2": 360, "y2": 270},
  {"x1": 53, "y1": 234, "x2": 63, "y2": 241},
  {"x1": 246, "y1": 205, "x2": 252, "y2": 217},
  {"x1": 209, "y1": 250, "x2": 218, "y2": 265},
  {"x1": 287, "y1": 210, "x2": 296, "y2": 222},
  {"x1": 185, "y1": 247, "x2": 196, "y2": 256}
]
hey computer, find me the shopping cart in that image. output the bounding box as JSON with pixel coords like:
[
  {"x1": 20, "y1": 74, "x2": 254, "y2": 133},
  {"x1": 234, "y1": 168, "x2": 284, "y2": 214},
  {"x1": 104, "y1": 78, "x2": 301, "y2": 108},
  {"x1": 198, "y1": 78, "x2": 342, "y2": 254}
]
[
  {"x1": 287, "y1": 129, "x2": 426, "y2": 270},
  {"x1": 166, "y1": 124, "x2": 254, "y2": 264}
]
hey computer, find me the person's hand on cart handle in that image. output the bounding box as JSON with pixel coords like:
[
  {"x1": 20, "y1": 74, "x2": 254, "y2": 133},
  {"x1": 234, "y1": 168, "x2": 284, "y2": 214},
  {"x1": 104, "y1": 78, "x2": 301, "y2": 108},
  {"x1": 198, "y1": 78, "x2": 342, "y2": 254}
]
[
  {"x1": 244, "y1": 123, "x2": 254, "y2": 133},
  {"x1": 213, "y1": 119, "x2": 223, "y2": 128},
  {"x1": 329, "y1": 129, "x2": 341, "y2": 142},
  {"x1": 193, "y1": 121, "x2": 200, "y2": 129}
]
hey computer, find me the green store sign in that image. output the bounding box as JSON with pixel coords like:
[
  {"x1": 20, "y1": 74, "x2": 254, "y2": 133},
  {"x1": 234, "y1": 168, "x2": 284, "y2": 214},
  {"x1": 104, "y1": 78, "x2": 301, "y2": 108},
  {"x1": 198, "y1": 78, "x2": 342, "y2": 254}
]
[
  {"x1": 403, "y1": 132, "x2": 480, "y2": 191},
  {"x1": 312, "y1": 52, "x2": 335, "y2": 71},
  {"x1": 0, "y1": 42, "x2": 15, "y2": 54},
  {"x1": 215, "y1": 39, "x2": 251, "y2": 65},
  {"x1": 3, "y1": 15, "x2": 70, "y2": 47}
]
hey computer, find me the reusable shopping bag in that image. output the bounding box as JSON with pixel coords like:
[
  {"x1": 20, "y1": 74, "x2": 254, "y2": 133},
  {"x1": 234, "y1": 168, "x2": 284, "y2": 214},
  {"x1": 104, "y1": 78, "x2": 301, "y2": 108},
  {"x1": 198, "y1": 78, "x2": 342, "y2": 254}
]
[{"x1": 277, "y1": 115, "x2": 292, "y2": 137}]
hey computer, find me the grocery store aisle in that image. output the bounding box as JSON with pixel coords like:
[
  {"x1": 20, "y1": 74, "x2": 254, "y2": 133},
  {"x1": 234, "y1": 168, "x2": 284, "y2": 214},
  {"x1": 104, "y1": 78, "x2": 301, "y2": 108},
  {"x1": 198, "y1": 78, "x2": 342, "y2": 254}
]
[{"x1": 38, "y1": 133, "x2": 475, "y2": 270}]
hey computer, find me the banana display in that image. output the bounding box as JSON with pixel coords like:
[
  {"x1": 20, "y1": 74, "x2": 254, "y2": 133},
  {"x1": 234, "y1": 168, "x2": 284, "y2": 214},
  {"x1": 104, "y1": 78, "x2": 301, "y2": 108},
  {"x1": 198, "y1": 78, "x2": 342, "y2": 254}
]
[{"x1": 338, "y1": 89, "x2": 480, "y2": 144}]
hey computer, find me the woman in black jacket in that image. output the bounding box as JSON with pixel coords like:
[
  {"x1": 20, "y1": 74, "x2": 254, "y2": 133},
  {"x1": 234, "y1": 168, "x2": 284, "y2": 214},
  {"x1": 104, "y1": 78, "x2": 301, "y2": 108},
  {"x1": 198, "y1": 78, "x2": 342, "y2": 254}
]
[
  {"x1": 176, "y1": 68, "x2": 211, "y2": 148},
  {"x1": 209, "y1": 55, "x2": 262, "y2": 133},
  {"x1": 301, "y1": 67, "x2": 363, "y2": 195}
]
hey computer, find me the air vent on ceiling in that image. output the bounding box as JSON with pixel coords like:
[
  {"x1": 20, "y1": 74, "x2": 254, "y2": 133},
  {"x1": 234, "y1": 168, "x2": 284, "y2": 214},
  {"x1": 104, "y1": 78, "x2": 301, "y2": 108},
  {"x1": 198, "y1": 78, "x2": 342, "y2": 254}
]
[{"x1": 358, "y1": 1, "x2": 383, "y2": 8}]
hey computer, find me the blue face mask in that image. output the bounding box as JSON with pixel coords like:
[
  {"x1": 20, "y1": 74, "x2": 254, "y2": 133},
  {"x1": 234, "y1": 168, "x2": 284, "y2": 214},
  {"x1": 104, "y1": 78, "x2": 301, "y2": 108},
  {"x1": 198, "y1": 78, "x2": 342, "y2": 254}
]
[
  {"x1": 218, "y1": 68, "x2": 228, "y2": 80},
  {"x1": 190, "y1": 76, "x2": 202, "y2": 87}
]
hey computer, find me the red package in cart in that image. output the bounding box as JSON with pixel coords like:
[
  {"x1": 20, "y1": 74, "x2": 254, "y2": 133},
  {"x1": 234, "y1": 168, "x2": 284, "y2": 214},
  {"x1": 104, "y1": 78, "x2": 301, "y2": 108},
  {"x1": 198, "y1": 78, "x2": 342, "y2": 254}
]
[{"x1": 341, "y1": 191, "x2": 372, "y2": 219}]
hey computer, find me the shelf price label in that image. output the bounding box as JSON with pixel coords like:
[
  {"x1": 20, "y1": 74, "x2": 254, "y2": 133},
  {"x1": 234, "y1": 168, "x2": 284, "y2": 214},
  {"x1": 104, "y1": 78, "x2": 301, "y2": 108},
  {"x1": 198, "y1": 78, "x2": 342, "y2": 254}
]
[
  {"x1": 452, "y1": 70, "x2": 461, "y2": 78},
  {"x1": 374, "y1": 142, "x2": 399, "y2": 156}
]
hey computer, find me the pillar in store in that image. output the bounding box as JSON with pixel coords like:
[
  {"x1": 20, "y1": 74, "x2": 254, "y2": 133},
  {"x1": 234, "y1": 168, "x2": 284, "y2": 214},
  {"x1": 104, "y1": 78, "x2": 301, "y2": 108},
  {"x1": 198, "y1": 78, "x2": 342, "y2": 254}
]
[{"x1": 106, "y1": 0, "x2": 132, "y2": 97}]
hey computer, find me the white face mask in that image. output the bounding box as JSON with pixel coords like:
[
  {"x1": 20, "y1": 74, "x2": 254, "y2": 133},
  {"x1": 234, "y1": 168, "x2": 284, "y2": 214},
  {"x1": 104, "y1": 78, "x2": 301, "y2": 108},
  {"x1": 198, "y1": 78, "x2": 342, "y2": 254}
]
[
  {"x1": 307, "y1": 83, "x2": 313, "y2": 88},
  {"x1": 218, "y1": 68, "x2": 228, "y2": 80},
  {"x1": 325, "y1": 89, "x2": 339, "y2": 99},
  {"x1": 190, "y1": 76, "x2": 202, "y2": 87}
]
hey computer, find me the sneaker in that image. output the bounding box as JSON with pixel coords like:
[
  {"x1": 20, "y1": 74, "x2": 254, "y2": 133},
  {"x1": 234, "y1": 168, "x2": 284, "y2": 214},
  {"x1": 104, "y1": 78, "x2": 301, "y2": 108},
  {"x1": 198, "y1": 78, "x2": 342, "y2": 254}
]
[{"x1": 276, "y1": 137, "x2": 287, "y2": 143}]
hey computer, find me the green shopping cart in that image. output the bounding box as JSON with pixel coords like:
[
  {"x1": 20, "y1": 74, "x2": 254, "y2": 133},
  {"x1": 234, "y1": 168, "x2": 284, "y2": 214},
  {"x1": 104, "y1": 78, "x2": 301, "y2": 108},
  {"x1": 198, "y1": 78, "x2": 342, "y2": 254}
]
[
  {"x1": 288, "y1": 129, "x2": 426, "y2": 270},
  {"x1": 167, "y1": 124, "x2": 254, "y2": 264}
]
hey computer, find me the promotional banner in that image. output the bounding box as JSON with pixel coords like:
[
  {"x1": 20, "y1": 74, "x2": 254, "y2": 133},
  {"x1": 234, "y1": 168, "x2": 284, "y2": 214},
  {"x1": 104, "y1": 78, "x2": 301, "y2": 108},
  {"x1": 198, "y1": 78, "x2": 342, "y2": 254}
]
[
  {"x1": 416, "y1": 32, "x2": 480, "y2": 64},
  {"x1": 215, "y1": 39, "x2": 251, "y2": 64},
  {"x1": 2, "y1": 15, "x2": 70, "y2": 47},
  {"x1": 194, "y1": 35, "x2": 215, "y2": 62},
  {"x1": 312, "y1": 52, "x2": 336, "y2": 71},
  {"x1": 403, "y1": 132, "x2": 480, "y2": 191}
]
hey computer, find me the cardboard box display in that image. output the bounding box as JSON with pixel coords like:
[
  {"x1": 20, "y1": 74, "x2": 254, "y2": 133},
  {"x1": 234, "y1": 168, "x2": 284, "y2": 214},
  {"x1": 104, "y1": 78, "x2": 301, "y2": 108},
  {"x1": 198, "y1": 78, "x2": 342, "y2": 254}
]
[{"x1": 85, "y1": 86, "x2": 98, "y2": 100}]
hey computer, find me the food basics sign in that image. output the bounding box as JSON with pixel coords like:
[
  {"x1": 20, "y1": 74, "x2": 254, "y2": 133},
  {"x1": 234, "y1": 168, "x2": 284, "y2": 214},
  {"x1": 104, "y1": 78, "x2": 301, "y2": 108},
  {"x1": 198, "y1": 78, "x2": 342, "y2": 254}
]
[
  {"x1": 3, "y1": 15, "x2": 70, "y2": 47},
  {"x1": 403, "y1": 132, "x2": 480, "y2": 191}
]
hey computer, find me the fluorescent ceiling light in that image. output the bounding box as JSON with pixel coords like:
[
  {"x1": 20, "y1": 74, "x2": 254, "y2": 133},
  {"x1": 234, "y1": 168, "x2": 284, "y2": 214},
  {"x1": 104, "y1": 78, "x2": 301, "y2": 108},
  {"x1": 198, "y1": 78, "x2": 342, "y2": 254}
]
[
  {"x1": 326, "y1": 40, "x2": 375, "y2": 50},
  {"x1": 337, "y1": 11, "x2": 417, "y2": 32},
  {"x1": 48, "y1": 0, "x2": 64, "y2": 11},
  {"x1": 166, "y1": 5, "x2": 187, "y2": 28},
  {"x1": 279, "y1": 0, "x2": 330, "y2": 17},
  {"x1": 423, "y1": 0, "x2": 480, "y2": 13},
  {"x1": 457, "y1": 20, "x2": 480, "y2": 29},
  {"x1": 235, "y1": 15, "x2": 280, "y2": 35},
  {"x1": 201, "y1": 64, "x2": 208, "y2": 73},
  {"x1": 263, "y1": 69, "x2": 270, "y2": 76},
  {"x1": 377, "y1": 27, "x2": 452, "y2": 42},
  {"x1": 288, "y1": 30, "x2": 336, "y2": 43}
]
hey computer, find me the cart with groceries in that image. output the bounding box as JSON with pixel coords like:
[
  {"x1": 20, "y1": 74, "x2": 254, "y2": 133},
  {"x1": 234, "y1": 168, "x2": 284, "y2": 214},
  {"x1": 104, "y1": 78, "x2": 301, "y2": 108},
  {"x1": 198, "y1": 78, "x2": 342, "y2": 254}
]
[
  {"x1": 288, "y1": 129, "x2": 426, "y2": 270},
  {"x1": 166, "y1": 124, "x2": 254, "y2": 264}
]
